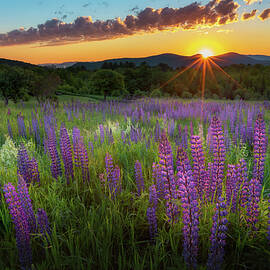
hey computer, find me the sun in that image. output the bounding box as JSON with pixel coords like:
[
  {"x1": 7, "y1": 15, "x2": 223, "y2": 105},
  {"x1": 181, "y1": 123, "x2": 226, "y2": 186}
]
[{"x1": 199, "y1": 48, "x2": 214, "y2": 59}]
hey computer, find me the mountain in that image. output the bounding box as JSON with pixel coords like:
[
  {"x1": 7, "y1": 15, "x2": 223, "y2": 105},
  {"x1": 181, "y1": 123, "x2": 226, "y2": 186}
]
[
  {"x1": 72, "y1": 52, "x2": 270, "y2": 70},
  {"x1": 248, "y1": 55, "x2": 270, "y2": 62},
  {"x1": 0, "y1": 58, "x2": 37, "y2": 68},
  {"x1": 39, "y1": 62, "x2": 77, "y2": 68}
]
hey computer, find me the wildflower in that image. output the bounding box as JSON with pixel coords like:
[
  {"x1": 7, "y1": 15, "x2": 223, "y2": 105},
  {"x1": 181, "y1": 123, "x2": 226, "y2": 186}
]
[{"x1": 135, "y1": 160, "x2": 144, "y2": 196}]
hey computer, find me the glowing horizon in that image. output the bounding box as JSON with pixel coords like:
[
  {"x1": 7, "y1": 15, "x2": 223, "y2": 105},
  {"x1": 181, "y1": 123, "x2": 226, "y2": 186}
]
[{"x1": 0, "y1": 1, "x2": 269, "y2": 64}]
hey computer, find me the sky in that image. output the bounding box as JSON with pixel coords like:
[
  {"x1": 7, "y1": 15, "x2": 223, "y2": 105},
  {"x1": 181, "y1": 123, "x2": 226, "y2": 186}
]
[{"x1": 0, "y1": 0, "x2": 269, "y2": 64}]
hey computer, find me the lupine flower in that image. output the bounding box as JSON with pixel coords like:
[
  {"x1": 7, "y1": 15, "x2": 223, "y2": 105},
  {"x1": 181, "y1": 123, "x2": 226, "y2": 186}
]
[
  {"x1": 135, "y1": 160, "x2": 144, "y2": 196},
  {"x1": 73, "y1": 127, "x2": 89, "y2": 182},
  {"x1": 147, "y1": 185, "x2": 158, "y2": 240},
  {"x1": 207, "y1": 196, "x2": 228, "y2": 270},
  {"x1": 178, "y1": 169, "x2": 199, "y2": 268},
  {"x1": 253, "y1": 113, "x2": 266, "y2": 184},
  {"x1": 159, "y1": 132, "x2": 179, "y2": 224},
  {"x1": 99, "y1": 124, "x2": 105, "y2": 144},
  {"x1": 210, "y1": 116, "x2": 226, "y2": 201},
  {"x1": 152, "y1": 162, "x2": 164, "y2": 199},
  {"x1": 246, "y1": 178, "x2": 262, "y2": 231},
  {"x1": 237, "y1": 159, "x2": 249, "y2": 208},
  {"x1": 190, "y1": 135, "x2": 206, "y2": 198},
  {"x1": 47, "y1": 127, "x2": 62, "y2": 179},
  {"x1": 17, "y1": 176, "x2": 36, "y2": 233},
  {"x1": 3, "y1": 183, "x2": 32, "y2": 269},
  {"x1": 36, "y1": 208, "x2": 51, "y2": 240},
  {"x1": 17, "y1": 144, "x2": 40, "y2": 185},
  {"x1": 226, "y1": 165, "x2": 238, "y2": 212},
  {"x1": 60, "y1": 124, "x2": 74, "y2": 184},
  {"x1": 17, "y1": 114, "x2": 27, "y2": 139},
  {"x1": 7, "y1": 119, "x2": 13, "y2": 139},
  {"x1": 267, "y1": 195, "x2": 270, "y2": 243},
  {"x1": 105, "y1": 153, "x2": 121, "y2": 198}
]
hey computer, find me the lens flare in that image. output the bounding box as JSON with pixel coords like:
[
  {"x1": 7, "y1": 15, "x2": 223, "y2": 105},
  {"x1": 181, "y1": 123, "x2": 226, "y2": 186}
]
[{"x1": 199, "y1": 49, "x2": 213, "y2": 59}]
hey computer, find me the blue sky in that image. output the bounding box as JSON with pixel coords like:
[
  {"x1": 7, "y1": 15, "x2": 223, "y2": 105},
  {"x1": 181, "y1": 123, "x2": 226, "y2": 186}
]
[{"x1": 1, "y1": 0, "x2": 268, "y2": 32}]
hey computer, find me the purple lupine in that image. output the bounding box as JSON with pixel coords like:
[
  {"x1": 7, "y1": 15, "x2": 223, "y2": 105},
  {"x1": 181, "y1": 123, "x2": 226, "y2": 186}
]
[
  {"x1": 211, "y1": 116, "x2": 226, "y2": 201},
  {"x1": 178, "y1": 169, "x2": 199, "y2": 268},
  {"x1": 253, "y1": 113, "x2": 266, "y2": 184},
  {"x1": 267, "y1": 195, "x2": 270, "y2": 243},
  {"x1": 237, "y1": 159, "x2": 249, "y2": 208},
  {"x1": 99, "y1": 124, "x2": 105, "y2": 144},
  {"x1": 190, "y1": 121, "x2": 194, "y2": 137},
  {"x1": 225, "y1": 165, "x2": 238, "y2": 212},
  {"x1": 60, "y1": 124, "x2": 74, "y2": 184},
  {"x1": 207, "y1": 196, "x2": 228, "y2": 270},
  {"x1": 17, "y1": 176, "x2": 36, "y2": 233},
  {"x1": 7, "y1": 119, "x2": 13, "y2": 139},
  {"x1": 159, "y1": 132, "x2": 179, "y2": 224},
  {"x1": 111, "y1": 165, "x2": 121, "y2": 198},
  {"x1": 108, "y1": 128, "x2": 114, "y2": 144},
  {"x1": 73, "y1": 127, "x2": 81, "y2": 167},
  {"x1": 17, "y1": 113, "x2": 27, "y2": 139},
  {"x1": 246, "y1": 178, "x2": 262, "y2": 231},
  {"x1": 105, "y1": 153, "x2": 121, "y2": 198},
  {"x1": 135, "y1": 160, "x2": 144, "y2": 196},
  {"x1": 17, "y1": 144, "x2": 31, "y2": 184},
  {"x1": 47, "y1": 127, "x2": 62, "y2": 179},
  {"x1": 78, "y1": 138, "x2": 90, "y2": 182},
  {"x1": 3, "y1": 183, "x2": 32, "y2": 269},
  {"x1": 17, "y1": 144, "x2": 40, "y2": 185},
  {"x1": 36, "y1": 208, "x2": 51, "y2": 240},
  {"x1": 147, "y1": 185, "x2": 158, "y2": 240},
  {"x1": 190, "y1": 135, "x2": 206, "y2": 198},
  {"x1": 152, "y1": 162, "x2": 164, "y2": 199},
  {"x1": 176, "y1": 146, "x2": 192, "y2": 175}
]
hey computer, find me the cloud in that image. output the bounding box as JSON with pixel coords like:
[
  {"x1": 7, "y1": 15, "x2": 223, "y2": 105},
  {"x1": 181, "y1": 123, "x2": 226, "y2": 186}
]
[
  {"x1": 243, "y1": 0, "x2": 261, "y2": 5},
  {"x1": 258, "y1": 8, "x2": 270, "y2": 20},
  {"x1": 83, "y1": 3, "x2": 90, "y2": 8},
  {"x1": 0, "y1": 0, "x2": 240, "y2": 47},
  {"x1": 241, "y1": 9, "x2": 257, "y2": 20}
]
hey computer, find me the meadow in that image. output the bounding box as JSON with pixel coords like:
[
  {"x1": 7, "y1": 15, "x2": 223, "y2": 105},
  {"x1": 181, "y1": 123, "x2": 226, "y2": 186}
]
[{"x1": 0, "y1": 97, "x2": 269, "y2": 270}]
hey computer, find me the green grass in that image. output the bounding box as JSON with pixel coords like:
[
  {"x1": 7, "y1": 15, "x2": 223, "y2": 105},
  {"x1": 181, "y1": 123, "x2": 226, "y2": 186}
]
[{"x1": 0, "y1": 96, "x2": 269, "y2": 269}]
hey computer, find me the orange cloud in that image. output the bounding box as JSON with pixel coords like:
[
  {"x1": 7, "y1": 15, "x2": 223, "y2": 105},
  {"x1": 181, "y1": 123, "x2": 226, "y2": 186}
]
[
  {"x1": 243, "y1": 0, "x2": 261, "y2": 5},
  {"x1": 241, "y1": 9, "x2": 257, "y2": 20},
  {"x1": 258, "y1": 8, "x2": 270, "y2": 21},
  {"x1": 0, "y1": 0, "x2": 240, "y2": 47}
]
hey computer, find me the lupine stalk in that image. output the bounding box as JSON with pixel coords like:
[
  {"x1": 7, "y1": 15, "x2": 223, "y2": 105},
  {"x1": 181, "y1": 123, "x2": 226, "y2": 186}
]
[
  {"x1": 207, "y1": 196, "x2": 228, "y2": 270},
  {"x1": 210, "y1": 116, "x2": 225, "y2": 201},
  {"x1": 237, "y1": 159, "x2": 249, "y2": 208},
  {"x1": 60, "y1": 124, "x2": 74, "y2": 184},
  {"x1": 17, "y1": 176, "x2": 36, "y2": 233},
  {"x1": 178, "y1": 169, "x2": 199, "y2": 269},
  {"x1": 246, "y1": 178, "x2": 261, "y2": 231},
  {"x1": 152, "y1": 162, "x2": 164, "y2": 199},
  {"x1": 3, "y1": 183, "x2": 32, "y2": 269},
  {"x1": 47, "y1": 127, "x2": 62, "y2": 179},
  {"x1": 190, "y1": 135, "x2": 206, "y2": 198},
  {"x1": 36, "y1": 208, "x2": 51, "y2": 241},
  {"x1": 159, "y1": 132, "x2": 179, "y2": 224},
  {"x1": 253, "y1": 113, "x2": 266, "y2": 184},
  {"x1": 225, "y1": 165, "x2": 238, "y2": 212},
  {"x1": 147, "y1": 185, "x2": 158, "y2": 240},
  {"x1": 267, "y1": 195, "x2": 270, "y2": 243}
]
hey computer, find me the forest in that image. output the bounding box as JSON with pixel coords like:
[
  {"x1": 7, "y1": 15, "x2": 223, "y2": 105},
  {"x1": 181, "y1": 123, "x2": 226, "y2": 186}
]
[{"x1": 0, "y1": 61, "x2": 270, "y2": 104}]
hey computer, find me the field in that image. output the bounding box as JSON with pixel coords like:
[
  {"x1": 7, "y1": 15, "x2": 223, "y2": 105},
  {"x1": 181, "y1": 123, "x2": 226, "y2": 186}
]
[{"x1": 0, "y1": 97, "x2": 269, "y2": 270}]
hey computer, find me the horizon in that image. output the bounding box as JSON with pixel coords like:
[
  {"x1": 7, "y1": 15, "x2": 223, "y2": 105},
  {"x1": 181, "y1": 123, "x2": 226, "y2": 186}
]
[{"x1": 0, "y1": 0, "x2": 270, "y2": 64}]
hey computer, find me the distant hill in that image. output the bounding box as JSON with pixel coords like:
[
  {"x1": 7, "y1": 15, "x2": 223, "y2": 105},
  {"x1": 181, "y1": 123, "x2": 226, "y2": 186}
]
[
  {"x1": 71, "y1": 52, "x2": 270, "y2": 70},
  {"x1": 248, "y1": 55, "x2": 270, "y2": 62},
  {"x1": 39, "y1": 62, "x2": 78, "y2": 68},
  {"x1": 0, "y1": 58, "x2": 37, "y2": 68}
]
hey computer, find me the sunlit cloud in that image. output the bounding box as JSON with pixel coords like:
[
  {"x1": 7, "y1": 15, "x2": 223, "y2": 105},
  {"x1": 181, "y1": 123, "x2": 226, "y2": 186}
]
[
  {"x1": 241, "y1": 9, "x2": 257, "y2": 21},
  {"x1": 258, "y1": 8, "x2": 270, "y2": 21},
  {"x1": 0, "y1": 0, "x2": 240, "y2": 47},
  {"x1": 243, "y1": 0, "x2": 261, "y2": 5}
]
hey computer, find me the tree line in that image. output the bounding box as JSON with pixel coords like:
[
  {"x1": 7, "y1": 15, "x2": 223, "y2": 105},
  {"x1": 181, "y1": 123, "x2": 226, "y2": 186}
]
[{"x1": 0, "y1": 60, "x2": 270, "y2": 104}]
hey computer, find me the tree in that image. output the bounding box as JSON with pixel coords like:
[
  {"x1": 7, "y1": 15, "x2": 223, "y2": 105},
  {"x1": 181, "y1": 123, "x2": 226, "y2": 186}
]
[
  {"x1": 33, "y1": 72, "x2": 61, "y2": 102},
  {"x1": 0, "y1": 66, "x2": 30, "y2": 105},
  {"x1": 91, "y1": 69, "x2": 125, "y2": 100}
]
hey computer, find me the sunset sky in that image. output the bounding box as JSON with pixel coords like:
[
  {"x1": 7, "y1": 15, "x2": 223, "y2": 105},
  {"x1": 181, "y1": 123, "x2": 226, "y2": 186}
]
[{"x1": 0, "y1": 0, "x2": 269, "y2": 64}]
